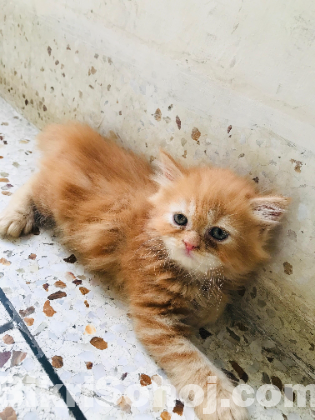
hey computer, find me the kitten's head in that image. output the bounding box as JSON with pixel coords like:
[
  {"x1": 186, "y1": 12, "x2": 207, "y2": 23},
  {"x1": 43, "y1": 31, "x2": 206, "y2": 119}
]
[{"x1": 148, "y1": 151, "x2": 289, "y2": 281}]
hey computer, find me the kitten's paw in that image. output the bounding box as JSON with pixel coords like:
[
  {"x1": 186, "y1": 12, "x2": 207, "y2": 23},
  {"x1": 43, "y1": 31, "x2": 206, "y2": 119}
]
[
  {"x1": 196, "y1": 383, "x2": 249, "y2": 420},
  {"x1": 0, "y1": 206, "x2": 34, "y2": 237},
  {"x1": 216, "y1": 391, "x2": 249, "y2": 420}
]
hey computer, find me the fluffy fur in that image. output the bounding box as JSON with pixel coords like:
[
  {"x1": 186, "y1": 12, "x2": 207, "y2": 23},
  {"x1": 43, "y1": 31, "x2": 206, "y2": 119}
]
[{"x1": 0, "y1": 123, "x2": 289, "y2": 419}]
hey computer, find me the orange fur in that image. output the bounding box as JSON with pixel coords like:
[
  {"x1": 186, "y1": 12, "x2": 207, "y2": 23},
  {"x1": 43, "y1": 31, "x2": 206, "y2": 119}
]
[{"x1": 0, "y1": 123, "x2": 289, "y2": 420}]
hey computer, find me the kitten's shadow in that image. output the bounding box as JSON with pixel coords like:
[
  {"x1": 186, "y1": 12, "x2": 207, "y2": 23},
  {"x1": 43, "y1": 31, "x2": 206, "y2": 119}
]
[
  {"x1": 33, "y1": 208, "x2": 55, "y2": 231},
  {"x1": 265, "y1": 223, "x2": 285, "y2": 256}
]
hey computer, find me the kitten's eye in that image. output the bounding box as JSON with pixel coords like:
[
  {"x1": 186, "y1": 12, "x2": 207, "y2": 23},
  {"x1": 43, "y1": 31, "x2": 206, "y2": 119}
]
[
  {"x1": 208, "y1": 227, "x2": 229, "y2": 241},
  {"x1": 173, "y1": 213, "x2": 188, "y2": 226}
]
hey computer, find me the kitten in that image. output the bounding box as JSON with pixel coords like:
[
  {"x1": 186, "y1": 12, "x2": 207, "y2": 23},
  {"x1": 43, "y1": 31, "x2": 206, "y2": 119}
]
[{"x1": 0, "y1": 123, "x2": 289, "y2": 419}]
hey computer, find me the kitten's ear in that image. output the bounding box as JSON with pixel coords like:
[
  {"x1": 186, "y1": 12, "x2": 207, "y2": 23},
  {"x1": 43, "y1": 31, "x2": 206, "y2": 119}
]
[
  {"x1": 154, "y1": 150, "x2": 185, "y2": 185},
  {"x1": 250, "y1": 196, "x2": 290, "y2": 226}
]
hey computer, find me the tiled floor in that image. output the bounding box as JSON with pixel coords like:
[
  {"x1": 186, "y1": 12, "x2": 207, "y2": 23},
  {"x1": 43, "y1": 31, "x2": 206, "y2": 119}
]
[
  {"x1": 0, "y1": 97, "x2": 314, "y2": 420},
  {"x1": 0, "y1": 299, "x2": 10, "y2": 324}
]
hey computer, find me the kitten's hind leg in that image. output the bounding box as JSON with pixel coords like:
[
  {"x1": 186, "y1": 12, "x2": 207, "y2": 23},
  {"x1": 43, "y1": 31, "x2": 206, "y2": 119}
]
[{"x1": 0, "y1": 175, "x2": 38, "y2": 237}]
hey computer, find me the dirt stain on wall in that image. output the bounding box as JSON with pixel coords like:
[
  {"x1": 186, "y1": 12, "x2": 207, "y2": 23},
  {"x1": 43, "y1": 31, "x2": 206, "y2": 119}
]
[
  {"x1": 290, "y1": 159, "x2": 303, "y2": 173},
  {"x1": 154, "y1": 108, "x2": 162, "y2": 121},
  {"x1": 283, "y1": 261, "x2": 293, "y2": 275},
  {"x1": 191, "y1": 127, "x2": 201, "y2": 144}
]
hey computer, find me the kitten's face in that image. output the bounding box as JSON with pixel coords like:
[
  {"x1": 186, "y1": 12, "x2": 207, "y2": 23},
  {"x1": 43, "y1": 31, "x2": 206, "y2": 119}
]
[{"x1": 149, "y1": 152, "x2": 289, "y2": 279}]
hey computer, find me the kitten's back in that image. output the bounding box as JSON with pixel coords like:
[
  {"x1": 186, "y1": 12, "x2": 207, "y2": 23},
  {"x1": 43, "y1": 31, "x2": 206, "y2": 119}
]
[
  {"x1": 37, "y1": 123, "x2": 153, "y2": 187},
  {"x1": 32, "y1": 123, "x2": 156, "y2": 275}
]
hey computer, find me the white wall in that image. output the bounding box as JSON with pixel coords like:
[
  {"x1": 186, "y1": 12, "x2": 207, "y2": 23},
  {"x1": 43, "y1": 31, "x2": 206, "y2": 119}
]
[{"x1": 1, "y1": 0, "x2": 314, "y2": 371}]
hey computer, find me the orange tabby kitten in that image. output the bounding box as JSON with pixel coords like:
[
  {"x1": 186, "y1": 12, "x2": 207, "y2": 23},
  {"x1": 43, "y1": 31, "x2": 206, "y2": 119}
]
[{"x1": 0, "y1": 123, "x2": 289, "y2": 419}]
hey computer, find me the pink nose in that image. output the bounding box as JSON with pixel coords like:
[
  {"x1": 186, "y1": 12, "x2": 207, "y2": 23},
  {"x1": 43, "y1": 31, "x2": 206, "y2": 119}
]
[{"x1": 184, "y1": 241, "x2": 197, "y2": 251}]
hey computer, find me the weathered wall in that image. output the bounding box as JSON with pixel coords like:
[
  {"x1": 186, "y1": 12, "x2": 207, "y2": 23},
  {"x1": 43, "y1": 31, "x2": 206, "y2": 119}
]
[{"x1": 0, "y1": 0, "x2": 314, "y2": 373}]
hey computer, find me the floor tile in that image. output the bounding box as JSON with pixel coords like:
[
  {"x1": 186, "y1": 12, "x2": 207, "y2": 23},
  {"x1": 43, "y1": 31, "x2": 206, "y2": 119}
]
[
  {"x1": 0, "y1": 301, "x2": 10, "y2": 324},
  {"x1": 0, "y1": 328, "x2": 74, "y2": 419}
]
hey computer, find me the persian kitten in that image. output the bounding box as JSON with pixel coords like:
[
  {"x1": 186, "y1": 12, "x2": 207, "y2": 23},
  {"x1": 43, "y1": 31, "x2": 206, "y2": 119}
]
[{"x1": 0, "y1": 123, "x2": 289, "y2": 419}]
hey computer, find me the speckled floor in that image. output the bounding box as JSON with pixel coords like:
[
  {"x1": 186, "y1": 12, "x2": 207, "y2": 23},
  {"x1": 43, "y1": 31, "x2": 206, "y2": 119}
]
[{"x1": 0, "y1": 97, "x2": 314, "y2": 420}]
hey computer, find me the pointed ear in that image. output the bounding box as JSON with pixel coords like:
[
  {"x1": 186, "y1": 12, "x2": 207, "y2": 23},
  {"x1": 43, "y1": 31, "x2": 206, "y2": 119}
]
[
  {"x1": 154, "y1": 150, "x2": 185, "y2": 185},
  {"x1": 250, "y1": 196, "x2": 290, "y2": 226}
]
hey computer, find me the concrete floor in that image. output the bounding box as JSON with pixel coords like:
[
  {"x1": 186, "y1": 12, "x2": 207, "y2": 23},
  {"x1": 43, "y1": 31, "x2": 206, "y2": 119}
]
[{"x1": 0, "y1": 97, "x2": 313, "y2": 420}]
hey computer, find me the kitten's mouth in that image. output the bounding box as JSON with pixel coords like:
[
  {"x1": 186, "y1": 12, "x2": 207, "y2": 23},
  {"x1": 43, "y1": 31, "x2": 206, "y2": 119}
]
[{"x1": 184, "y1": 248, "x2": 194, "y2": 258}]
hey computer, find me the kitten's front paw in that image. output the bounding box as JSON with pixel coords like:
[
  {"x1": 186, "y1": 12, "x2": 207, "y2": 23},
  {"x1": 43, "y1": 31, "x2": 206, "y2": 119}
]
[
  {"x1": 0, "y1": 207, "x2": 34, "y2": 237},
  {"x1": 216, "y1": 389, "x2": 249, "y2": 420},
  {"x1": 196, "y1": 383, "x2": 249, "y2": 420}
]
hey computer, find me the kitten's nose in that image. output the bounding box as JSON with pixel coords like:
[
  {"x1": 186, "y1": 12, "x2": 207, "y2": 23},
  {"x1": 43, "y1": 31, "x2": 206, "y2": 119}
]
[
  {"x1": 184, "y1": 241, "x2": 197, "y2": 251},
  {"x1": 183, "y1": 232, "x2": 200, "y2": 252}
]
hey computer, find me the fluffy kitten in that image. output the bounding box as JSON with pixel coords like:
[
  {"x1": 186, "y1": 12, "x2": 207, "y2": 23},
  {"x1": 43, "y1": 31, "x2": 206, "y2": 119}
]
[{"x1": 0, "y1": 123, "x2": 289, "y2": 419}]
